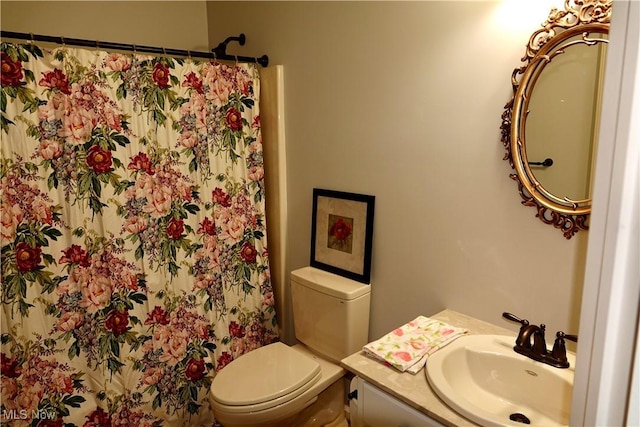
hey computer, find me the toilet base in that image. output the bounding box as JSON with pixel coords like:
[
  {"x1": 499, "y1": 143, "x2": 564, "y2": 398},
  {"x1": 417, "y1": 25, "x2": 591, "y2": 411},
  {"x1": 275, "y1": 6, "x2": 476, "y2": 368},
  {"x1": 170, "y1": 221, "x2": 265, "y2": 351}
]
[{"x1": 214, "y1": 379, "x2": 345, "y2": 427}]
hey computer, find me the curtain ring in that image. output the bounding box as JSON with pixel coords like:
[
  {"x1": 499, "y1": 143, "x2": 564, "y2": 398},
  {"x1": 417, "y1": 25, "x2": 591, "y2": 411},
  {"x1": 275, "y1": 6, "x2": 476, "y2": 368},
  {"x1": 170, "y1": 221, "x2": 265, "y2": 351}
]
[
  {"x1": 96, "y1": 40, "x2": 100, "y2": 49},
  {"x1": 162, "y1": 47, "x2": 167, "y2": 56},
  {"x1": 187, "y1": 50, "x2": 192, "y2": 60},
  {"x1": 60, "y1": 36, "x2": 66, "y2": 46},
  {"x1": 29, "y1": 33, "x2": 35, "y2": 44},
  {"x1": 212, "y1": 51, "x2": 217, "y2": 62},
  {"x1": 234, "y1": 55, "x2": 239, "y2": 65},
  {"x1": 132, "y1": 44, "x2": 137, "y2": 53}
]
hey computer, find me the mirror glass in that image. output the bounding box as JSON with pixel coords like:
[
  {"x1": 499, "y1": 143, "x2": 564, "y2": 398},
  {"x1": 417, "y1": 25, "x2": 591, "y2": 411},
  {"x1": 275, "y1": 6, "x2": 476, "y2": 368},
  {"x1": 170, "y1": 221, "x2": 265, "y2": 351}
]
[
  {"x1": 525, "y1": 33, "x2": 607, "y2": 202},
  {"x1": 500, "y1": 0, "x2": 611, "y2": 239}
]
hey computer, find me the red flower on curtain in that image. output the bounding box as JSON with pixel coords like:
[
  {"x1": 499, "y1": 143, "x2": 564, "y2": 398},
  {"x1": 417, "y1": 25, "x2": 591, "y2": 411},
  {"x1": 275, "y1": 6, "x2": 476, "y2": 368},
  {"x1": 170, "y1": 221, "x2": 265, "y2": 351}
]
[
  {"x1": 229, "y1": 321, "x2": 246, "y2": 338},
  {"x1": 127, "y1": 152, "x2": 156, "y2": 175},
  {"x1": 39, "y1": 68, "x2": 71, "y2": 94},
  {"x1": 166, "y1": 217, "x2": 185, "y2": 240},
  {"x1": 59, "y1": 244, "x2": 91, "y2": 267},
  {"x1": 15, "y1": 242, "x2": 42, "y2": 272},
  {"x1": 145, "y1": 306, "x2": 170, "y2": 325},
  {"x1": 212, "y1": 187, "x2": 232, "y2": 207},
  {"x1": 225, "y1": 107, "x2": 243, "y2": 131},
  {"x1": 1, "y1": 52, "x2": 23, "y2": 86},
  {"x1": 105, "y1": 309, "x2": 129, "y2": 335},
  {"x1": 86, "y1": 145, "x2": 113, "y2": 174},
  {"x1": 152, "y1": 63, "x2": 170, "y2": 88},
  {"x1": 182, "y1": 71, "x2": 204, "y2": 94},
  {"x1": 0, "y1": 352, "x2": 22, "y2": 377},
  {"x1": 185, "y1": 358, "x2": 206, "y2": 381},
  {"x1": 197, "y1": 217, "x2": 216, "y2": 236},
  {"x1": 83, "y1": 407, "x2": 112, "y2": 427},
  {"x1": 240, "y1": 241, "x2": 257, "y2": 264}
]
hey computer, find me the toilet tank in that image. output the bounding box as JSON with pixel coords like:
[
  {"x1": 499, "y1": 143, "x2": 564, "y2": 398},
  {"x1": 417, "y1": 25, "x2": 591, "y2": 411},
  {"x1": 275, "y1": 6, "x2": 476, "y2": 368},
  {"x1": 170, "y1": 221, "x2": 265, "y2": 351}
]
[{"x1": 291, "y1": 267, "x2": 371, "y2": 362}]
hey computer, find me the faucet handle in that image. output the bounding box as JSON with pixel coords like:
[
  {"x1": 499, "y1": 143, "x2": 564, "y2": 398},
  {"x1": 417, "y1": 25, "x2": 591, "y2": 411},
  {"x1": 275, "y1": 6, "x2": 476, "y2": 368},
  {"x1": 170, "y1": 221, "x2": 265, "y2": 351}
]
[
  {"x1": 550, "y1": 331, "x2": 577, "y2": 368},
  {"x1": 502, "y1": 312, "x2": 530, "y2": 327}
]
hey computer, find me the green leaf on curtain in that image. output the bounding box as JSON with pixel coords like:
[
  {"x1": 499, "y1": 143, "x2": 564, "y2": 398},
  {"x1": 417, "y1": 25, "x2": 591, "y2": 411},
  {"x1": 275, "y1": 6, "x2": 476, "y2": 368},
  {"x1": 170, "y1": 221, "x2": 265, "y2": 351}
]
[
  {"x1": 152, "y1": 394, "x2": 162, "y2": 410},
  {"x1": 241, "y1": 97, "x2": 255, "y2": 108},
  {"x1": 184, "y1": 203, "x2": 199, "y2": 215},
  {"x1": 68, "y1": 341, "x2": 80, "y2": 359},
  {"x1": 62, "y1": 395, "x2": 86, "y2": 408},
  {"x1": 243, "y1": 281, "x2": 256, "y2": 295},
  {"x1": 130, "y1": 293, "x2": 147, "y2": 304},
  {"x1": 116, "y1": 84, "x2": 127, "y2": 100},
  {"x1": 108, "y1": 357, "x2": 125, "y2": 373},
  {"x1": 1, "y1": 90, "x2": 6, "y2": 112},
  {"x1": 112, "y1": 134, "x2": 130, "y2": 147}
]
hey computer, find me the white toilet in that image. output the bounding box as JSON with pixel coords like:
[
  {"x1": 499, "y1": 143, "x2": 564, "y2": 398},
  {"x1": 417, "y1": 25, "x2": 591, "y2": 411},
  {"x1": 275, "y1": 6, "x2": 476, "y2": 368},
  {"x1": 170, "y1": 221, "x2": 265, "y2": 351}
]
[{"x1": 209, "y1": 266, "x2": 371, "y2": 427}]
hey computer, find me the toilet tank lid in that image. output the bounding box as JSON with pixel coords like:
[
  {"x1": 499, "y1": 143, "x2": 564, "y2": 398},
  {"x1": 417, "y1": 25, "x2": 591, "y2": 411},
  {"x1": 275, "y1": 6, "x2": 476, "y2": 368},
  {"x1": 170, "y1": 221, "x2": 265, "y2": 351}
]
[{"x1": 291, "y1": 267, "x2": 371, "y2": 300}]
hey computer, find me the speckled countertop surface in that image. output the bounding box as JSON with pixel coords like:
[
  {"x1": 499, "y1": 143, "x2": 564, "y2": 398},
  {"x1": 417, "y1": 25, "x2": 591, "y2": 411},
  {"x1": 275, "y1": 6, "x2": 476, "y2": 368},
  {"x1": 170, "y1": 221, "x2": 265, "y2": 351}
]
[{"x1": 340, "y1": 309, "x2": 515, "y2": 427}]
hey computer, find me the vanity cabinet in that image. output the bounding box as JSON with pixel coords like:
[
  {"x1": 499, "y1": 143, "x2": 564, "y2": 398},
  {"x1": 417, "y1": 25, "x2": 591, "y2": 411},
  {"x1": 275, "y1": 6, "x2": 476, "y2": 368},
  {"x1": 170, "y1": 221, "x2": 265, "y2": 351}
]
[{"x1": 349, "y1": 376, "x2": 447, "y2": 427}]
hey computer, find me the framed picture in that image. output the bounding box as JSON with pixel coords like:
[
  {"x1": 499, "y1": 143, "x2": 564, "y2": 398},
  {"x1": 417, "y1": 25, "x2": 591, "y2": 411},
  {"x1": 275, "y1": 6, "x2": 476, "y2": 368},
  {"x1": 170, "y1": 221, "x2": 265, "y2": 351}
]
[{"x1": 310, "y1": 188, "x2": 375, "y2": 284}]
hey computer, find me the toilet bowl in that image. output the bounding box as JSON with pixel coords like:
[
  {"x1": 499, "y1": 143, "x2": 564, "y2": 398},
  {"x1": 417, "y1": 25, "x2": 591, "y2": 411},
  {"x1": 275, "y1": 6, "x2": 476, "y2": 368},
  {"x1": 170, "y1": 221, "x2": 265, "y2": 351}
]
[
  {"x1": 209, "y1": 343, "x2": 346, "y2": 427},
  {"x1": 210, "y1": 267, "x2": 371, "y2": 427}
]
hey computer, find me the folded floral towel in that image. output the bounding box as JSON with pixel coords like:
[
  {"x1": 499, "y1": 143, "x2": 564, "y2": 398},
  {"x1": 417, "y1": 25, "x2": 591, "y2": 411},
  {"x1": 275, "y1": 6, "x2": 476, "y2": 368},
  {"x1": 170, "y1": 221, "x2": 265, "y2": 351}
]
[{"x1": 363, "y1": 316, "x2": 468, "y2": 374}]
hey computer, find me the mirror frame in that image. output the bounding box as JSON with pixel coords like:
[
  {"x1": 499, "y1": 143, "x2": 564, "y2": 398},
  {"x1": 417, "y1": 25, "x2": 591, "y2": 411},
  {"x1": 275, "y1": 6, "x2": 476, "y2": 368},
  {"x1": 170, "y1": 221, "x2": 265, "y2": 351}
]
[{"x1": 500, "y1": 0, "x2": 611, "y2": 239}]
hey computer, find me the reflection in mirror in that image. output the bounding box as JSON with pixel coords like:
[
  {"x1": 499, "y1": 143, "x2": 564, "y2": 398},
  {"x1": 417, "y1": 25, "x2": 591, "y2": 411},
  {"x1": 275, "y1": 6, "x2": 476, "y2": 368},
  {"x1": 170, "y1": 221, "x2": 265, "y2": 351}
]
[
  {"x1": 526, "y1": 32, "x2": 607, "y2": 202},
  {"x1": 500, "y1": 0, "x2": 611, "y2": 239}
]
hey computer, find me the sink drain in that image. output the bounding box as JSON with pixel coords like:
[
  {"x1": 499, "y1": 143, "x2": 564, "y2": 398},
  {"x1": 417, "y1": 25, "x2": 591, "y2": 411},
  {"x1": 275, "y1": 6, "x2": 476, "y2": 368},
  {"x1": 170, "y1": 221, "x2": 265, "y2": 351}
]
[{"x1": 509, "y1": 413, "x2": 531, "y2": 424}]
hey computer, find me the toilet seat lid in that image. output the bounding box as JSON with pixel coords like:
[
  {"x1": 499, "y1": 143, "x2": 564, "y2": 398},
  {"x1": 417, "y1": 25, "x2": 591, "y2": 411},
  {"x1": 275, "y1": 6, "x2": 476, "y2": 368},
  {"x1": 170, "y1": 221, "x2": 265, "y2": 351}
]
[{"x1": 211, "y1": 342, "x2": 321, "y2": 406}]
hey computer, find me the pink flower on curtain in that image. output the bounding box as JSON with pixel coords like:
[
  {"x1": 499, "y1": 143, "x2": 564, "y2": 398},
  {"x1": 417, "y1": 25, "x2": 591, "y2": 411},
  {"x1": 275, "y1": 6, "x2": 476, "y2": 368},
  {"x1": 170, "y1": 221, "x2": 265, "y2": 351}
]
[
  {"x1": 104, "y1": 53, "x2": 131, "y2": 71},
  {"x1": 1, "y1": 52, "x2": 23, "y2": 86}
]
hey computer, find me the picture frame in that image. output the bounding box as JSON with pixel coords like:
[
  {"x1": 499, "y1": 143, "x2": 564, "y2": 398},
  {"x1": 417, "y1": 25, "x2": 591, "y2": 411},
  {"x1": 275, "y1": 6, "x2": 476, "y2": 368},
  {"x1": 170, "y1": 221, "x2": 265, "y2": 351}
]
[{"x1": 310, "y1": 188, "x2": 375, "y2": 284}]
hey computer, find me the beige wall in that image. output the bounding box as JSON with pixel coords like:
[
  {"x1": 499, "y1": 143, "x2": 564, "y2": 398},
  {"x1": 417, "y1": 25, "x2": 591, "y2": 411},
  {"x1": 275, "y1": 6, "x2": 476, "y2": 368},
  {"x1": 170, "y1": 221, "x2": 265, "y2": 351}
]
[
  {"x1": 1, "y1": 1, "x2": 209, "y2": 51},
  {"x1": 207, "y1": 1, "x2": 590, "y2": 343}
]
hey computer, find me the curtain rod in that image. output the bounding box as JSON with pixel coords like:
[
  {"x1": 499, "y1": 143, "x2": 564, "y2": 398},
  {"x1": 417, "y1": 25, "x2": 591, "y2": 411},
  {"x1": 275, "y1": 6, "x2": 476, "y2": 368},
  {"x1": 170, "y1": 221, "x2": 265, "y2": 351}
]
[{"x1": 0, "y1": 31, "x2": 269, "y2": 67}]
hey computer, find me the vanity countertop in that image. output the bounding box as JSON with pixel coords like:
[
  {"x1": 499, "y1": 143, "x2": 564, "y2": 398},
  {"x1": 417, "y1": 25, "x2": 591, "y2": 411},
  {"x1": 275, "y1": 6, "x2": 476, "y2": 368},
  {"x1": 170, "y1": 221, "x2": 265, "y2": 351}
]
[{"x1": 340, "y1": 309, "x2": 515, "y2": 427}]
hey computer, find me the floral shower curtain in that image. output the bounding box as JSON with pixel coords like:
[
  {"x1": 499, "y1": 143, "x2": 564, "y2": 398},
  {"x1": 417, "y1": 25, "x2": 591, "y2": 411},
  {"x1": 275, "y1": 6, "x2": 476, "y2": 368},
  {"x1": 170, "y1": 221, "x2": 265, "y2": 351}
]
[{"x1": 0, "y1": 42, "x2": 278, "y2": 426}]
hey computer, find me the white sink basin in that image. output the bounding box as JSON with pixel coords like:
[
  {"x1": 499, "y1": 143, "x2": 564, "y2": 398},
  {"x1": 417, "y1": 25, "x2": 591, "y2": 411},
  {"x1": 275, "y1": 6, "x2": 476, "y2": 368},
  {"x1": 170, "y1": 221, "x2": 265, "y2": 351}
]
[{"x1": 426, "y1": 335, "x2": 574, "y2": 427}]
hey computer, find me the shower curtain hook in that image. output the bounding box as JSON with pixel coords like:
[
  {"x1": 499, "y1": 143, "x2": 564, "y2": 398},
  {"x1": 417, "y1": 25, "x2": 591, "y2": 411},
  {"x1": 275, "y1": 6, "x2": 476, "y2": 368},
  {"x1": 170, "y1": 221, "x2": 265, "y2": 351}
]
[
  {"x1": 96, "y1": 40, "x2": 100, "y2": 49},
  {"x1": 187, "y1": 50, "x2": 192, "y2": 60},
  {"x1": 60, "y1": 36, "x2": 66, "y2": 46},
  {"x1": 162, "y1": 46, "x2": 167, "y2": 56},
  {"x1": 234, "y1": 55, "x2": 239, "y2": 65},
  {"x1": 29, "y1": 33, "x2": 35, "y2": 44},
  {"x1": 132, "y1": 44, "x2": 137, "y2": 53}
]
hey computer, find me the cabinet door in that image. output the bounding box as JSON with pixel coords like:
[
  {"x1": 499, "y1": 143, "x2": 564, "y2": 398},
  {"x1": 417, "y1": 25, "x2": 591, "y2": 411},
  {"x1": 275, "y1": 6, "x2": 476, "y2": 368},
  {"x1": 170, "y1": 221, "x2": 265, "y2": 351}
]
[{"x1": 354, "y1": 377, "x2": 447, "y2": 427}]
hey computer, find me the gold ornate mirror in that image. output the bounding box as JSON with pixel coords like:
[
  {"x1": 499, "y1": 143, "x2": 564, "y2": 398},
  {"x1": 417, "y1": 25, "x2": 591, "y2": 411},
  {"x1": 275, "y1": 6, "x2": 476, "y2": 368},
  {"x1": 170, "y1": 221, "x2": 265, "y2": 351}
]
[{"x1": 501, "y1": 0, "x2": 611, "y2": 239}]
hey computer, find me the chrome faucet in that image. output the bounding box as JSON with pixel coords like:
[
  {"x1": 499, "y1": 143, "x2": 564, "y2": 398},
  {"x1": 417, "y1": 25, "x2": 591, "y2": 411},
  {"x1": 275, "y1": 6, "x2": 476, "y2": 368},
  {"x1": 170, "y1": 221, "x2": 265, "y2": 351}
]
[{"x1": 502, "y1": 312, "x2": 577, "y2": 369}]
